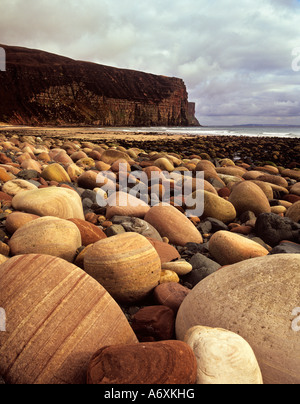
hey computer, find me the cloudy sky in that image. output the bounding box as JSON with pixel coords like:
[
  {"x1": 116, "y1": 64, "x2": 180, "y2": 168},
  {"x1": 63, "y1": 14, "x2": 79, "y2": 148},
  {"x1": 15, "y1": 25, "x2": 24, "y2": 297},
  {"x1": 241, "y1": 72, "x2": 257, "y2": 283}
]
[{"x1": 1, "y1": 0, "x2": 300, "y2": 125}]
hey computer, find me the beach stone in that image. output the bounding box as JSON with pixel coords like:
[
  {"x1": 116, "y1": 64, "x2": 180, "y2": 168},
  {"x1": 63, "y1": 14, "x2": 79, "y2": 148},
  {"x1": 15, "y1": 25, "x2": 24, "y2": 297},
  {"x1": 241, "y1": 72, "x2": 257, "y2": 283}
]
[
  {"x1": 41, "y1": 163, "x2": 71, "y2": 183},
  {"x1": 286, "y1": 201, "x2": 300, "y2": 223},
  {"x1": 37, "y1": 151, "x2": 51, "y2": 163},
  {"x1": 0, "y1": 254, "x2": 137, "y2": 384},
  {"x1": 2, "y1": 179, "x2": 38, "y2": 196},
  {"x1": 176, "y1": 254, "x2": 300, "y2": 384},
  {"x1": 12, "y1": 187, "x2": 85, "y2": 220},
  {"x1": 153, "y1": 282, "x2": 191, "y2": 313},
  {"x1": 9, "y1": 216, "x2": 82, "y2": 262},
  {"x1": 270, "y1": 241, "x2": 300, "y2": 255},
  {"x1": 106, "y1": 191, "x2": 150, "y2": 220},
  {"x1": 0, "y1": 168, "x2": 13, "y2": 183},
  {"x1": 209, "y1": 230, "x2": 269, "y2": 266},
  {"x1": 0, "y1": 241, "x2": 9, "y2": 257},
  {"x1": 270, "y1": 205, "x2": 286, "y2": 215},
  {"x1": 242, "y1": 171, "x2": 265, "y2": 181},
  {"x1": 111, "y1": 216, "x2": 163, "y2": 241},
  {"x1": 256, "y1": 174, "x2": 288, "y2": 188},
  {"x1": 183, "y1": 253, "x2": 221, "y2": 286},
  {"x1": 5, "y1": 211, "x2": 40, "y2": 234},
  {"x1": 131, "y1": 306, "x2": 175, "y2": 342},
  {"x1": 281, "y1": 169, "x2": 300, "y2": 181},
  {"x1": 0, "y1": 191, "x2": 13, "y2": 202},
  {"x1": 20, "y1": 159, "x2": 42, "y2": 173},
  {"x1": 100, "y1": 149, "x2": 131, "y2": 165},
  {"x1": 50, "y1": 149, "x2": 73, "y2": 165},
  {"x1": 68, "y1": 218, "x2": 107, "y2": 246},
  {"x1": 192, "y1": 191, "x2": 236, "y2": 223},
  {"x1": 216, "y1": 166, "x2": 246, "y2": 177},
  {"x1": 250, "y1": 180, "x2": 274, "y2": 200},
  {"x1": 146, "y1": 237, "x2": 181, "y2": 263},
  {"x1": 154, "y1": 157, "x2": 174, "y2": 172},
  {"x1": 184, "y1": 326, "x2": 263, "y2": 384},
  {"x1": 197, "y1": 217, "x2": 229, "y2": 234},
  {"x1": 77, "y1": 170, "x2": 98, "y2": 190},
  {"x1": 228, "y1": 181, "x2": 271, "y2": 216},
  {"x1": 255, "y1": 213, "x2": 300, "y2": 247},
  {"x1": 87, "y1": 340, "x2": 197, "y2": 384},
  {"x1": 161, "y1": 259, "x2": 192, "y2": 276},
  {"x1": 84, "y1": 233, "x2": 161, "y2": 303},
  {"x1": 284, "y1": 194, "x2": 300, "y2": 204},
  {"x1": 290, "y1": 182, "x2": 300, "y2": 196},
  {"x1": 144, "y1": 204, "x2": 203, "y2": 246},
  {"x1": 105, "y1": 224, "x2": 126, "y2": 237},
  {"x1": 66, "y1": 163, "x2": 84, "y2": 181},
  {"x1": 0, "y1": 254, "x2": 9, "y2": 265},
  {"x1": 17, "y1": 169, "x2": 40, "y2": 181},
  {"x1": 159, "y1": 270, "x2": 180, "y2": 284}
]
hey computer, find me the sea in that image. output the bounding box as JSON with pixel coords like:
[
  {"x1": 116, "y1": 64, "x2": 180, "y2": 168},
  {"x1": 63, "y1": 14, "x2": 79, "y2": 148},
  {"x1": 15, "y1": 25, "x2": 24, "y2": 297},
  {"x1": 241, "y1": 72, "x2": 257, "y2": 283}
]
[{"x1": 97, "y1": 125, "x2": 300, "y2": 139}]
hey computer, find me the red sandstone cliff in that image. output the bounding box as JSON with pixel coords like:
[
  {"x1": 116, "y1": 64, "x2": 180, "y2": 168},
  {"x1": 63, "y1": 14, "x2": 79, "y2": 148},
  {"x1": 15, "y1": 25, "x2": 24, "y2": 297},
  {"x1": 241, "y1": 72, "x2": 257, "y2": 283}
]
[{"x1": 0, "y1": 45, "x2": 200, "y2": 127}]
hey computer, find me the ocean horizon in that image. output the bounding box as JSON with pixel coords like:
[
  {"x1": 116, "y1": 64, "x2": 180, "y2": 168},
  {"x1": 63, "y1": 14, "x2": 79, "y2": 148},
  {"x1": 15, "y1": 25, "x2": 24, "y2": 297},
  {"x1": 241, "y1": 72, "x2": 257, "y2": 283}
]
[{"x1": 97, "y1": 125, "x2": 300, "y2": 139}]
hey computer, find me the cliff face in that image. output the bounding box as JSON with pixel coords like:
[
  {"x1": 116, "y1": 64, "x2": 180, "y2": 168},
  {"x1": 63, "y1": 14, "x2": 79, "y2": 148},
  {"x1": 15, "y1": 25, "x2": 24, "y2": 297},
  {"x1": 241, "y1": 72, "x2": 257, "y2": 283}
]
[{"x1": 0, "y1": 45, "x2": 200, "y2": 127}]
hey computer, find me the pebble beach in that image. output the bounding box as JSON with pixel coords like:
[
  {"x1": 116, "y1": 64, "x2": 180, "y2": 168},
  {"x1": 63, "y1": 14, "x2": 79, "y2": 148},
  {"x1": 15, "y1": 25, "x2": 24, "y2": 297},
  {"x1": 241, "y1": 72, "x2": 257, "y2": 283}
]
[{"x1": 0, "y1": 126, "x2": 299, "y2": 385}]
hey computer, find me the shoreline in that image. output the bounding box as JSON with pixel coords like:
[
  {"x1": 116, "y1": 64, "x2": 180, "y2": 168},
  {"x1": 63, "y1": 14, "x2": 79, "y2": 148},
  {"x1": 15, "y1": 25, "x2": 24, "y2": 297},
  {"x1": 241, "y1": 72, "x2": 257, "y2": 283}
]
[{"x1": 0, "y1": 126, "x2": 299, "y2": 167}]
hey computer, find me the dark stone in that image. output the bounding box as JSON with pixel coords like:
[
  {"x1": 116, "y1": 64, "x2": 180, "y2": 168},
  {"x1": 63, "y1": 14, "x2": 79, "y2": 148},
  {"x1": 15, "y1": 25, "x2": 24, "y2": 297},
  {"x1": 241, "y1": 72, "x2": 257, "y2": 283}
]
[
  {"x1": 105, "y1": 224, "x2": 126, "y2": 237},
  {"x1": 255, "y1": 213, "x2": 300, "y2": 247},
  {"x1": 182, "y1": 253, "x2": 221, "y2": 286},
  {"x1": 17, "y1": 169, "x2": 40, "y2": 180},
  {"x1": 81, "y1": 189, "x2": 97, "y2": 204},
  {"x1": 239, "y1": 210, "x2": 256, "y2": 223},
  {"x1": 197, "y1": 217, "x2": 229, "y2": 234},
  {"x1": 111, "y1": 216, "x2": 162, "y2": 241},
  {"x1": 270, "y1": 241, "x2": 300, "y2": 255},
  {"x1": 184, "y1": 242, "x2": 210, "y2": 256}
]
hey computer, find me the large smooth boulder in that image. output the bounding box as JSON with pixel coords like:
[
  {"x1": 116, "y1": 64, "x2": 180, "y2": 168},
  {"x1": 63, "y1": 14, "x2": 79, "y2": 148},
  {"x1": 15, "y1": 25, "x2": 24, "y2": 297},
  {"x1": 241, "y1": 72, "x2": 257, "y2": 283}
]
[
  {"x1": 9, "y1": 217, "x2": 82, "y2": 262},
  {"x1": 12, "y1": 187, "x2": 85, "y2": 220},
  {"x1": 176, "y1": 254, "x2": 300, "y2": 384},
  {"x1": 84, "y1": 232, "x2": 161, "y2": 303},
  {"x1": 0, "y1": 254, "x2": 137, "y2": 384}
]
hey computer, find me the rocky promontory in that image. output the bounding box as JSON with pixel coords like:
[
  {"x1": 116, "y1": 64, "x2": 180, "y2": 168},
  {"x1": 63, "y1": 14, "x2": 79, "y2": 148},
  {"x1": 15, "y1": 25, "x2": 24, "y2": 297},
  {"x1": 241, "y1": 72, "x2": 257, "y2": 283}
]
[{"x1": 0, "y1": 45, "x2": 200, "y2": 127}]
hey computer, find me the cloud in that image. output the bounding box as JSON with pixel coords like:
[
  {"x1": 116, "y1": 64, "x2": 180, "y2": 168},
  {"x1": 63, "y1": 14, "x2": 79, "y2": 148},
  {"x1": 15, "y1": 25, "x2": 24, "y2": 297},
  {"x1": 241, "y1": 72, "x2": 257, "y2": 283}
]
[{"x1": 1, "y1": 0, "x2": 300, "y2": 125}]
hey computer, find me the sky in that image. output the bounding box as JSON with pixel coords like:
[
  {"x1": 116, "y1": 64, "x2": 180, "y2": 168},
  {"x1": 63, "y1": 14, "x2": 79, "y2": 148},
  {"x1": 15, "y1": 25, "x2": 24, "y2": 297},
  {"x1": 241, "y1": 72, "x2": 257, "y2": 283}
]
[{"x1": 1, "y1": 0, "x2": 300, "y2": 126}]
